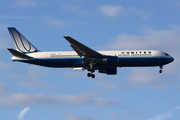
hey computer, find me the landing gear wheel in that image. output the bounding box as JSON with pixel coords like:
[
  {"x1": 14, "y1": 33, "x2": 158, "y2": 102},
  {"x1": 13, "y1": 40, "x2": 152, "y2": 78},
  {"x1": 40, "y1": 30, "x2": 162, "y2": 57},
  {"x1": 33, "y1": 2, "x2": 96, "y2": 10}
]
[
  {"x1": 91, "y1": 74, "x2": 95, "y2": 78},
  {"x1": 87, "y1": 73, "x2": 95, "y2": 78},
  {"x1": 159, "y1": 65, "x2": 163, "y2": 73},
  {"x1": 87, "y1": 73, "x2": 91, "y2": 77}
]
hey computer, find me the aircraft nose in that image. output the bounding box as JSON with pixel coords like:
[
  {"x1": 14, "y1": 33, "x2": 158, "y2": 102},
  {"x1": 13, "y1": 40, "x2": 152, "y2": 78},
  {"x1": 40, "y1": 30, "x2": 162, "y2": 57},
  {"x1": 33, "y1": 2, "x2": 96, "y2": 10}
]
[
  {"x1": 171, "y1": 57, "x2": 174, "y2": 62},
  {"x1": 169, "y1": 56, "x2": 174, "y2": 63}
]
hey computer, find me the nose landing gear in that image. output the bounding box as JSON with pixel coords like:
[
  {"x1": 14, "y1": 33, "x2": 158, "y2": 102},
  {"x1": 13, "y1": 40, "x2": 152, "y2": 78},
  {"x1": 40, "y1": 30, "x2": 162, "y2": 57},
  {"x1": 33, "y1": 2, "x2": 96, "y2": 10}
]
[{"x1": 159, "y1": 65, "x2": 163, "y2": 73}]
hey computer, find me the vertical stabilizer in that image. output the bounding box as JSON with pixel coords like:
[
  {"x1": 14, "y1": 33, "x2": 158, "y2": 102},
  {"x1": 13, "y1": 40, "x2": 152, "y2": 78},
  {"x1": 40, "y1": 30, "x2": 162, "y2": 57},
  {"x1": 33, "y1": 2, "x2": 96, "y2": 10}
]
[{"x1": 8, "y1": 27, "x2": 40, "y2": 54}]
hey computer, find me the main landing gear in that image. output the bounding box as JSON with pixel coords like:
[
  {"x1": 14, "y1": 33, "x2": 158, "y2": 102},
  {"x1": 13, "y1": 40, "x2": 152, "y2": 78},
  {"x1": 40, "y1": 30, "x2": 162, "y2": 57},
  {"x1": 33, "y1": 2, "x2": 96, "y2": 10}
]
[
  {"x1": 87, "y1": 61, "x2": 95, "y2": 78},
  {"x1": 87, "y1": 73, "x2": 95, "y2": 78},
  {"x1": 159, "y1": 65, "x2": 163, "y2": 73}
]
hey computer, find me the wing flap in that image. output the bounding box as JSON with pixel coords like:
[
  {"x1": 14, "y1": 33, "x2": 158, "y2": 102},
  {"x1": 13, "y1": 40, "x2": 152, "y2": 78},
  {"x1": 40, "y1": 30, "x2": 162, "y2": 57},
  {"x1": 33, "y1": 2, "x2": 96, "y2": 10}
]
[{"x1": 71, "y1": 44, "x2": 84, "y2": 57}]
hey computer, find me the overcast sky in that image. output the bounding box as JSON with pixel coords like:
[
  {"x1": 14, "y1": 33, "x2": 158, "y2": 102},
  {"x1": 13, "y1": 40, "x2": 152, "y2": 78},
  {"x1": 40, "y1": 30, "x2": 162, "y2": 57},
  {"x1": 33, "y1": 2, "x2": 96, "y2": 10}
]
[{"x1": 0, "y1": 0, "x2": 180, "y2": 120}]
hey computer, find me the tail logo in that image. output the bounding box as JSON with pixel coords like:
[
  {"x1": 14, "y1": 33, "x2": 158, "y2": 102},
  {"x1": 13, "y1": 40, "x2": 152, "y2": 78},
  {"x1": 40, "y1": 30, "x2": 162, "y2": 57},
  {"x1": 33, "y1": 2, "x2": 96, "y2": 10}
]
[{"x1": 8, "y1": 28, "x2": 39, "y2": 54}]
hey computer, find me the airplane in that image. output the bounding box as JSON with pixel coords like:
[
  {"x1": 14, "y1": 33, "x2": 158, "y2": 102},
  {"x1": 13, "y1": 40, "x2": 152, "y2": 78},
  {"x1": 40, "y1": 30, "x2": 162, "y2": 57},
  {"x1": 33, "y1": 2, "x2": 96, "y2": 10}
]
[{"x1": 7, "y1": 27, "x2": 174, "y2": 78}]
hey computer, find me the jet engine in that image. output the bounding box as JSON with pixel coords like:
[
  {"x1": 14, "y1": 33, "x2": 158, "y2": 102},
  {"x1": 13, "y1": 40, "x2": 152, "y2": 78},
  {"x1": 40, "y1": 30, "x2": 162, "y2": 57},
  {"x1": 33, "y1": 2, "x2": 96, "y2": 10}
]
[{"x1": 98, "y1": 67, "x2": 117, "y2": 75}]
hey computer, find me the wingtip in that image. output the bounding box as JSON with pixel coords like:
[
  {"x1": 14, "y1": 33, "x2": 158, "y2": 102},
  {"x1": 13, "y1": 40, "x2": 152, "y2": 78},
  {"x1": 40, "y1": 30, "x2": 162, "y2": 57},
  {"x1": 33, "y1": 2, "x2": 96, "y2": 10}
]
[
  {"x1": 63, "y1": 36, "x2": 70, "y2": 38},
  {"x1": 7, "y1": 27, "x2": 15, "y2": 29}
]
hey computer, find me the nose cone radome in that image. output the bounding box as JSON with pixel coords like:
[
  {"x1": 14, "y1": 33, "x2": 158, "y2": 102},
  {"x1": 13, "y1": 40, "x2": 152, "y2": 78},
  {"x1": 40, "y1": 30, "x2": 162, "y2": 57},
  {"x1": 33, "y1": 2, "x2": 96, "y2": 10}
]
[
  {"x1": 166, "y1": 56, "x2": 174, "y2": 64},
  {"x1": 170, "y1": 56, "x2": 174, "y2": 63}
]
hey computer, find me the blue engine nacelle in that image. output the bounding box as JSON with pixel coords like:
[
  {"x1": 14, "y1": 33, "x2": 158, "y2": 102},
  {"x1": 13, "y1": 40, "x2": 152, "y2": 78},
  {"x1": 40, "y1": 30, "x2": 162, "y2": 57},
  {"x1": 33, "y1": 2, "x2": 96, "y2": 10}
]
[{"x1": 98, "y1": 67, "x2": 117, "y2": 75}]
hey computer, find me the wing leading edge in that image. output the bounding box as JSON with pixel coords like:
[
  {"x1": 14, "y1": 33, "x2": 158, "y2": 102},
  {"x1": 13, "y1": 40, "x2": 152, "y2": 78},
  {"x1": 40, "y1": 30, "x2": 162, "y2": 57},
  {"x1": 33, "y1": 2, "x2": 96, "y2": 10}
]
[{"x1": 63, "y1": 36, "x2": 104, "y2": 58}]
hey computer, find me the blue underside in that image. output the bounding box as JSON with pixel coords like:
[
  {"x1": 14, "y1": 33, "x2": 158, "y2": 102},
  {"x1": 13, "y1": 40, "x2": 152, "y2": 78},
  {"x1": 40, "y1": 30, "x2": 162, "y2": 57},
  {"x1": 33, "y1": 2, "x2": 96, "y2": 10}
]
[{"x1": 16, "y1": 56, "x2": 173, "y2": 68}]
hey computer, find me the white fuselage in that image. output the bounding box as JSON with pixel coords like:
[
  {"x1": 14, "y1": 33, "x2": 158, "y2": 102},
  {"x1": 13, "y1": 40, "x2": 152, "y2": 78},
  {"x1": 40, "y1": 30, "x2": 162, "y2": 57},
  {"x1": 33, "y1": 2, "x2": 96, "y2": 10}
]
[{"x1": 11, "y1": 50, "x2": 174, "y2": 68}]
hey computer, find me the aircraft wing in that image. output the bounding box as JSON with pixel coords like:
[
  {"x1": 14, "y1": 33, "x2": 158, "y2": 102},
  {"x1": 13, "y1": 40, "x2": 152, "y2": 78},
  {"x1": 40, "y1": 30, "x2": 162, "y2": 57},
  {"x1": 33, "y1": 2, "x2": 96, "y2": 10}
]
[{"x1": 64, "y1": 36, "x2": 104, "y2": 58}]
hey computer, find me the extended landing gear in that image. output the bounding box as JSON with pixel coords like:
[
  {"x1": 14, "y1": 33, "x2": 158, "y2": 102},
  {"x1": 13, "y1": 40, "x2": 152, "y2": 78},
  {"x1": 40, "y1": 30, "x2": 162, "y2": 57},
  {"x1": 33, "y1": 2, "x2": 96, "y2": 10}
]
[
  {"x1": 87, "y1": 61, "x2": 96, "y2": 78},
  {"x1": 159, "y1": 65, "x2": 163, "y2": 73},
  {"x1": 87, "y1": 73, "x2": 95, "y2": 78}
]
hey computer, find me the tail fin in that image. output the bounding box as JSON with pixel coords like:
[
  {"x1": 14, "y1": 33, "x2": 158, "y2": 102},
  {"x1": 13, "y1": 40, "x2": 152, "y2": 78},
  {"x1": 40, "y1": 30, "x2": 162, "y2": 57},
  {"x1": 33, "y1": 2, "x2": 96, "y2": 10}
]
[{"x1": 8, "y1": 27, "x2": 40, "y2": 54}]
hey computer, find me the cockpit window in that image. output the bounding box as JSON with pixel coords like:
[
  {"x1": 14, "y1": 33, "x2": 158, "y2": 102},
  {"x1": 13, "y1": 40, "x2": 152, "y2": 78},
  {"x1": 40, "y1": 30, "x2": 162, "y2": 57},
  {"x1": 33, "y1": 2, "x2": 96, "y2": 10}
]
[{"x1": 165, "y1": 53, "x2": 169, "y2": 56}]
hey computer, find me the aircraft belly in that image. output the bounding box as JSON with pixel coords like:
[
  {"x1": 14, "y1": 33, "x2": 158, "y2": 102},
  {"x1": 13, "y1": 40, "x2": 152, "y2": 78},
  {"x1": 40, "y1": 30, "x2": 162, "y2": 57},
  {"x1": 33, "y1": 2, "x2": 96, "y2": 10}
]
[
  {"x1": 45, "y1": 58, "x2": 83, "y2": 67},
  {"x1": 20, "y1": 58, "x2": 83, "y2": 68},
  {"x1": 18, "y1": 57, "x2": 171, "y2": 68},
  {"x1": 118, "y1": 57, "x2": 161, "y2": 67}
]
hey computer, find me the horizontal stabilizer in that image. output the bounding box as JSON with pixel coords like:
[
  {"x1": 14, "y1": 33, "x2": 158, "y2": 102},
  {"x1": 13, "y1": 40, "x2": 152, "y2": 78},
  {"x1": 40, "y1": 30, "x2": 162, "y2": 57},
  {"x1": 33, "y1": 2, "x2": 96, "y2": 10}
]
[{"x1": 7, "y1": 48, "x2": 33, "y2": 59}]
